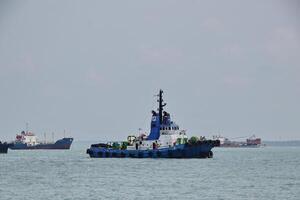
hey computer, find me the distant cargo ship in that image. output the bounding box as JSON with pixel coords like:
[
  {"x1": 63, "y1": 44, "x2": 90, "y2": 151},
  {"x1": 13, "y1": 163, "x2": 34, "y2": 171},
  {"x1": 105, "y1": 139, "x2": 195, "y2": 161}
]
[
  {"x1": 213, "y1": 135, "x2": 262, "y2": 148},
  {"x1": 9, "y1": 130, "x2": 73, "y2": 150}
]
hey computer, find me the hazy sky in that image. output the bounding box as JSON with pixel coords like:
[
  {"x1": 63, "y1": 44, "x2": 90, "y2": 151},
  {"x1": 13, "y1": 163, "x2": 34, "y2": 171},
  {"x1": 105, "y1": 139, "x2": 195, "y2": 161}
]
[{"x1": 0, "y1": 0, "x2": 299, "y2": 141}]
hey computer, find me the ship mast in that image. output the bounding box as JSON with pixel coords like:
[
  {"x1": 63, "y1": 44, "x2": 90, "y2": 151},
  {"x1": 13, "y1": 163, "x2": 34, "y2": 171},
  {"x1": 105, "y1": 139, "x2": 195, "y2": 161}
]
[
  {"x1": 158, "y1": 89, "x2": 166, "y2": 124},
  {"x1": 26, "y1": 122, "x2": 29, "y2": 134}
]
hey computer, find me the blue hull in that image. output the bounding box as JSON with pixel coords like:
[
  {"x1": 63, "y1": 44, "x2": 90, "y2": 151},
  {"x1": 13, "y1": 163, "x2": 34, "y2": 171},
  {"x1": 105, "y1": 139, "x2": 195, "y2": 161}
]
[
  {"x1": 10, "y1": 138, "x2": 73, "y2": 150},
  {"x1": 87, "y1": 140, "x2": 220, "y2": 158}
]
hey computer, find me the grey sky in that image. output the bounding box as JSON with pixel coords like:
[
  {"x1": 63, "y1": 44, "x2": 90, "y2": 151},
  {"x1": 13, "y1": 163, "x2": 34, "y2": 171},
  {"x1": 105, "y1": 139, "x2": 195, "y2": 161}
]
[{"x1": 0, "y1": 0, "x2": 299, "y2": 141}]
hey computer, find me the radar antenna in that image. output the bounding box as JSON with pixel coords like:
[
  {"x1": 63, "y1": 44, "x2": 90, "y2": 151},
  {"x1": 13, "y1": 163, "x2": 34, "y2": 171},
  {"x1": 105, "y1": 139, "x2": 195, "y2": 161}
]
[{"x1": 157, "y1": 89, "x2": 166, "y2": 124}]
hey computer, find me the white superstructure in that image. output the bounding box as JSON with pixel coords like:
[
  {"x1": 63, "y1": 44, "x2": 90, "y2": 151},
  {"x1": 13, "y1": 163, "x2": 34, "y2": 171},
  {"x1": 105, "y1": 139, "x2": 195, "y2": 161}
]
[{"x1": 15, "y1": 131, "x2": 39, "y2": 146}]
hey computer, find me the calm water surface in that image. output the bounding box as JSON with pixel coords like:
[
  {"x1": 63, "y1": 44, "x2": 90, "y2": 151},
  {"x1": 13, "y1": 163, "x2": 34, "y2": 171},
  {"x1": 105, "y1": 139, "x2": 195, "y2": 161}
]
[{"x1": 1, "y1": 142, "x2": 299, "y2": 200}]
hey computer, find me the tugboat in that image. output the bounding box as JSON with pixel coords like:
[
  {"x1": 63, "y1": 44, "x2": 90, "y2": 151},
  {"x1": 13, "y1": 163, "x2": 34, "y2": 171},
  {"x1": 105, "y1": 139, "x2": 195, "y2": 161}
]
[
  {"x1": 0, "y1": 141, "x2": 10, "y2": 154},
  {"x1": 9, "y1": 129, "x2": 73, "y2": 150},
  {"x1": 87, "y1": 90, "x2": 220, "y2": 158}
]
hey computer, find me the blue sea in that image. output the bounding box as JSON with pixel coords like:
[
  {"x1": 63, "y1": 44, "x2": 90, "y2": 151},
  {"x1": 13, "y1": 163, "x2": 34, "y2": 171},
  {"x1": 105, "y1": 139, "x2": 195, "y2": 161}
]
[{"x1": 1, "y1": 142, "x2": 299, "y2": 200}]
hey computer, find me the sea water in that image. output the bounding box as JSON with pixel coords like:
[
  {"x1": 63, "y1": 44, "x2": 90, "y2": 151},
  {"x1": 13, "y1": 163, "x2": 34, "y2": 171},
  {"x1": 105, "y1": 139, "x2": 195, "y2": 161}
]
[{"x1": 1, "y1": 141, "x2": 299, "y2": 200}]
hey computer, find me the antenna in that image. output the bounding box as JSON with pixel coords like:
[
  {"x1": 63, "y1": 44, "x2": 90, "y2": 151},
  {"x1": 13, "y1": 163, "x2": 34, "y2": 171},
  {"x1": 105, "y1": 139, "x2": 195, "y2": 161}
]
[
  {"x1": 52, "y1": 132, "x2": 54, "y2": 143},
  {"x1": 64, "y1": 129, "x2": 66, "y2": 138},
  {"x1": 44, "y1": 132, "x2": 46, "y2": 143},
  {"x1": 138, "y1": 128, "x2": 143, "y2": 135},
  {"x1": 158, "y1": 89, "x2": 166, "y2": 124}
]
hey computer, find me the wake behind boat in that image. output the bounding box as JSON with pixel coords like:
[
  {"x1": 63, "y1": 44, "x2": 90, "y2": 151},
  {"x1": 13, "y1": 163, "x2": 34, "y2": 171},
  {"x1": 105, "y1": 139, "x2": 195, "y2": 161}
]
[
  {"x1": 87, "y1": 90, "x2": 220, "y2": 158},
  {"x1": 9, "y1": 130, "x2": 73, "y2": 150}
]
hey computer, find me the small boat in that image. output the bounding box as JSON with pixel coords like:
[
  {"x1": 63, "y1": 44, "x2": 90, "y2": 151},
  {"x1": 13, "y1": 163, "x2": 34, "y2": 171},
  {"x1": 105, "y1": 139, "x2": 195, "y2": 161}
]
[
  {"x1": 0, "y1": 141, "x2": 10, "y2": 154},
  {"x1": 213, "y1": 135, "x2": 263, "y2": 148},
  {"x1": 87, "y1": 90, "x2": 220, "y2": 158},
  {"x1": 9, "y1": 130, "x2": 73, "y2": 150}
]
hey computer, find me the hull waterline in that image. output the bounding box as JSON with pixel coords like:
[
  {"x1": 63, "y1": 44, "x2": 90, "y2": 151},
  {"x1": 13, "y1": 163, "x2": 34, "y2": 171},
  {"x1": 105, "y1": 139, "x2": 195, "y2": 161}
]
[{"x1": 87, "y1": 140, "x2": 220, "y2": 158}]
